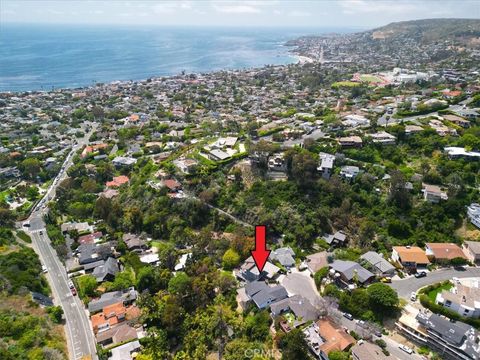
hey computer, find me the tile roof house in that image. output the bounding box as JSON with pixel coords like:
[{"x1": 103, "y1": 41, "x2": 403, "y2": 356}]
[
  {"x1": 330, "y1": 260, "x2": 375, "y2": 285},
  {"x1": 463, "y1": 241, "x2": 480, "y2": 265},
  {"x1": 78, "y1": 231, "x2": 103, "y2": 245},
  {"x1": 392, "y1": 246, "x2": 430, "y2": 272},
  {"x1": 360, "y1": 251, "x2": 395, "y2": 277},
  {"x1": 304, "y1": 319, "x2": 355, "y2": 360},
  {"x1": 270, "y1": 247, "x2": 296, "y2": 268},
  {"x1": 91, "y1": 301, "x2": 141, "y2": 334},
  {"x1": 162, "y1": 179, "x2": 182, "y2": 192},
  {"x1": 106, "y1": 175, "x2": 129, "y2": 188},
  {"x1": 425, "y1": 243, "x2": 468, "y2": 263}
]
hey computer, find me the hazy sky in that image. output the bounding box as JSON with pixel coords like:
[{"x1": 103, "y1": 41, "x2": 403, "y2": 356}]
[{"x1": 1, "y1": 0, "x2": 479, "y2": 28}]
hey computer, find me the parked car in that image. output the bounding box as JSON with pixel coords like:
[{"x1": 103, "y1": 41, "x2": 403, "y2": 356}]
[
  {"x1": 22, "y1": 222, "x2": 30, "y2": 227},
  {"x1": 380, "y1": 277, "x2": 392, "y2": 283},
  {"x1": 414, "y1": 271, "x2": 427, "y2": 278},
  {"x1": 71, "y1": 287, "x2": 77, "y2": 296},
  {"x1": 410, "y1": 292, "x2": 417, "y2": 301},
  {"x1": 399, "y1": 345, "x2": 413, "y2": 354},
  {"x1": 41, "y1": 265, "x2": 48, "y2": 273},
  {"x1": 356, "y1": 319, "x2": 366, "y2": 327},
  {"x1": 343, "y1": 313, "x2": 354, "y2": 321},
  {"x1": 68, "y1": 280, "x2": 74, "y2": 289}
]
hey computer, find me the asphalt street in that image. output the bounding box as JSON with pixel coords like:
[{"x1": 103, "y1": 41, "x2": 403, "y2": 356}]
[
  {"x1": 31, "y1": 229, "x2": 97, "y2": 360},
  {"x1": 22, "y1": 123, "x2": 98, "y2": 360},
  {"x1": 390, "y1": 267, "x2": 480, "y2": 298},
  {"x1": 337, "y1": 314, "x2": 424, "y2": 360}
]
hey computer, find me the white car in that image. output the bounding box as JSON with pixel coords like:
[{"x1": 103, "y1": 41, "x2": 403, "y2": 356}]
[
  {"x1": 399, "y1": 345, "x2": 413, "y2": 354},
  {"x1": 42, "y1": 265, "x2": 48, "y2": 273},
  {"x1": 410, "y1": 292, "x2": 417, "y2": 301}
]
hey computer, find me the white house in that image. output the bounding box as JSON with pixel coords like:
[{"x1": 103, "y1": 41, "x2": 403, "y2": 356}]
[{"x1": 436, "y1": 281, "x2": 480, "y2": 318}]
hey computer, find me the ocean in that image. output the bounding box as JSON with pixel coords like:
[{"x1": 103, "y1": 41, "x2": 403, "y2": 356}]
[{"x1": 0, "y1": 24, "x2": 354, "y2": 92}]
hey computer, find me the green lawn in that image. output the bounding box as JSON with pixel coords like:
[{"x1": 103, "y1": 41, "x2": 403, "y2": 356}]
[
  {"x1": 332, "y1": 81, "x2": 361, "y2": 88},
  {"x1": 427, "y1": 282, "x2": 453, "y2": 302},
  {"x1": 359, "y1": 74, "x2": 384, "y2": 83},
  {"x1": 0, "y1": 190, "x2": 10, "y2": 202}
]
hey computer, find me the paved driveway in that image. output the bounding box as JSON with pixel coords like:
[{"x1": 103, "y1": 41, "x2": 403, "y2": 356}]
[
  {"x1": 280, "y1": 270, "x2": 321, "y2": 307},
  {"x1": 390, "y1": 267, "x2": 480, "y2": 298}
]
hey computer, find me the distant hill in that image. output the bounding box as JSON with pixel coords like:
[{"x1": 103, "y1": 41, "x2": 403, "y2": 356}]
[
  {"x1": 286, "y1": 18, "x2": 480, "y2": 67},
  {"x1": 369, "y1": 18, "x2": 480, "y2": 46}
]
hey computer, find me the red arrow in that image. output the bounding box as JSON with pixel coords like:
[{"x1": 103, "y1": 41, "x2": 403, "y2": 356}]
[{"x1": 251, "y1": 225, "x2": 271, "y2": 273}]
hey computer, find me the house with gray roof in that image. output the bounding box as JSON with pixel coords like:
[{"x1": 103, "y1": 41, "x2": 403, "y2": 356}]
[
  {"x1": 270, "y1": 295, "x2": 320, "y2": 328},
  {"x1": 317, "y1": 152, "x2": 335, "y2": 179},
  {"x1": 251, "y1": 285, "x2": 288, "y2": 310},
  {"x1": 270, "y1": 247, "x2": 296, "y2": 268},
  {"x1": 330, "y1": 260, "x2": 375, "y2": 285},
  {"x1": 93, "y1": 257, "x2": 120, "y2": 283},
  {"x1": 88, "y1": 287, "x2": 137, "y2": 314},
  {"x1": 112, "y1": 156, "x2": 137, "y2": 168},
  {"x1": 360, "y1": 251, "x2": 395, "y2": 277},
  {"x1": 236, "y1": 256, "x2": 280, "y2": 282},
  {"x1": 122, "y1": 233, "x2": 147, "y2": 253},
  {"x1": 323, "y1": 231, "x2": 347, "y2": 247},
  {"x1": 340, "y1": 165, "x2": 360, "y2": 180},
  {"x1": 109, "y1": 340, "x2": 141, "y2": 360},
  {"x1": 416, "y1": 312, "x2": 480, "y2": 360},
  {"x1": 244, "y1": 281, "x2": 288, "y2": 310},
  {"x1": 77, "y1": 243, "x2": 114, "y2": 265}
]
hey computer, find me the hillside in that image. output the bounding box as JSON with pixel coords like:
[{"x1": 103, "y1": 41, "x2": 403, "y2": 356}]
[
  {"x1": 287, "y1": 18, "x2": 480, "y2": 67},
  {"x1": 370, "y1": 18, "x2": 480, "y2": 45}
]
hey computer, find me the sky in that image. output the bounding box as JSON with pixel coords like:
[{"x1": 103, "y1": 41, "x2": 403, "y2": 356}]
[{"x1": 1, "y1": 0, "x2": 479, "y2": 28}]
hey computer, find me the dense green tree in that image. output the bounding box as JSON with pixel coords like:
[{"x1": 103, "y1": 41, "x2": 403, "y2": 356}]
[
  {"x1": 367, "y1": 283, "x2": 399, "y2": 314},
  {"x1": 168, "y1": 272, "x2": 191, "y2": 297},
  {"x1": 277, "y1": 328, "x2": 309, "y2": 360},
  {"x1": 328, "y1": 350, "x2": 350, "y2": 360},
  {"x1": 222, "y1": 249, "x2": 241, "y2": 270},
  {"x1": 46, "y1": 306, "x2": 64, "y2": 324},
  {"x1": 20, "y1": 158, "x2": 42, "y2": 179}
]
